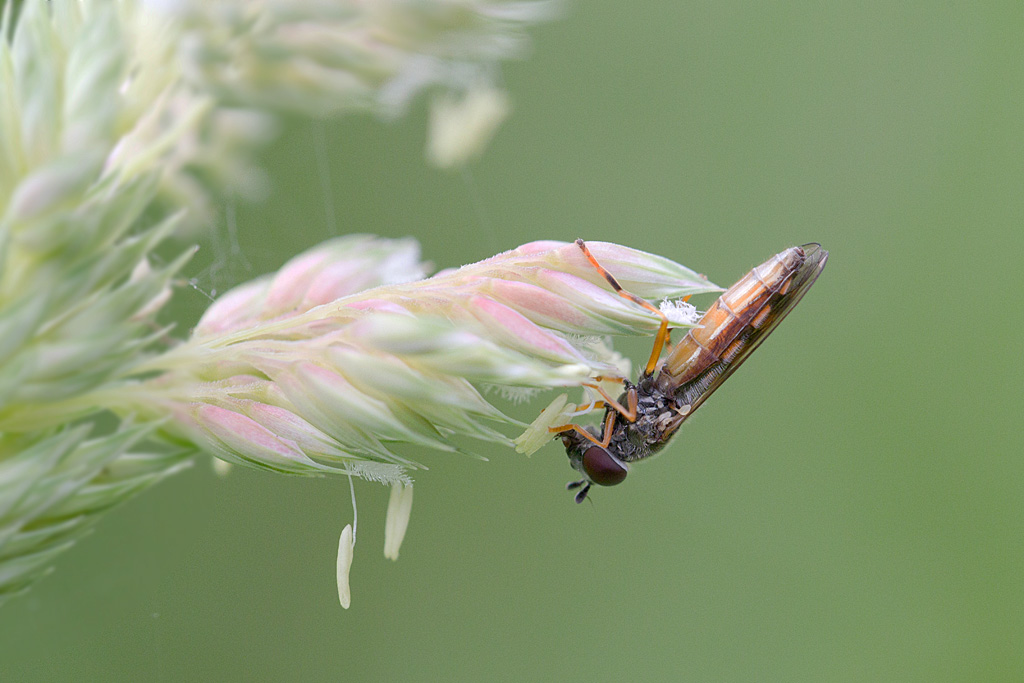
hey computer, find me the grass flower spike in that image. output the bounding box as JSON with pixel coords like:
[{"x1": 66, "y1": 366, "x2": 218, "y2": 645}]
[{"x1": 132, "y1": 237, "x2": 719, "y2": 478}]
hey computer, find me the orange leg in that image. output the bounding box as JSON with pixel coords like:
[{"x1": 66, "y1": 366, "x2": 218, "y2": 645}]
[
  {"x1": 591, "y1": 374, "x2": 629, "y2": 384},
  {"x1": 570, "y1": 399, "x2": 607, "y2": 416},
  {"x1": 549, "y1": 409, "x2": 618, "y2": 448},
  {"x1": 575, "y1": 239, "x2": 670, "y2": 377},
  {"x1": 582, "y1": 383, "x2": 637, "y2": 422}
]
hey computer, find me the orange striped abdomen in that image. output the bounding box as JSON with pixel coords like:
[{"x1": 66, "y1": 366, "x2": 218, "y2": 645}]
[{"x1": 656, "y1": 246, "x2": 806, "y2": 388}]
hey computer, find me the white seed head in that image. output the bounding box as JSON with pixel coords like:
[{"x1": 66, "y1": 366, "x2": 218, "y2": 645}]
[
  {"x1": 337, "y1": 524, "x2": 354, "y2": 609},
  {"x1": 659, "y1": 298, "x2": 700, "y2": 326},
  {"x1": 383, "y1": 484, "x2": 414, "y2": 561}
]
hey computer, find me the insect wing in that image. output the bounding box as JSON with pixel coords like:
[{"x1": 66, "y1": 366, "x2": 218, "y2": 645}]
[{"x1": 673, "y1": 243, "x2": 828, "y2": 418}]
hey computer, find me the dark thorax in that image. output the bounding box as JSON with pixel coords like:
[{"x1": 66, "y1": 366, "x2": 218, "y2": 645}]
[{"x1": 608, "y1": 376, "x2": 687, "y2": 463}]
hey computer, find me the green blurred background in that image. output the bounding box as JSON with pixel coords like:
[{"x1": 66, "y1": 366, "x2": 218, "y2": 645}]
[{"x1": 2, "y1": 2, "x2": 1022, "y2": 681}]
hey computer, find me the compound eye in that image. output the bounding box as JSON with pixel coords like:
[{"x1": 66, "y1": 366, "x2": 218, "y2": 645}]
[{"x1": 581, "y1": 446, "x2": 628, "y2": 487}]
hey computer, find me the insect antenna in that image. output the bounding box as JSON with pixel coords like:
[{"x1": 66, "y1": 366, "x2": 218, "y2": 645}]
[{"x1": 574, "y1": 483, "x2": 592, "y2": 504}]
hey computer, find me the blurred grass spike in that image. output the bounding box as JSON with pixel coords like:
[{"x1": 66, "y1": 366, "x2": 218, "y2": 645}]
[
  {"x1": 427, "y1": 86, "x2": 511, "y2": 168},
  {"x1": 0, "y1": 0, "x2": 555, "y2": 605}
]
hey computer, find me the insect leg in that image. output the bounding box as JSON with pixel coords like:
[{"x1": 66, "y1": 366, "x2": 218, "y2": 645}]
[
  {"x1": 575, "y1": 239, "x2": 671, "y2": 377},
  {"x1": 581, "y1": 383, "x2": 638, "y2": 422},
  {"x1": 569, "y1": 400, "x2": 607, "y2": 416},
  {"x1": 549, "y1": 409, "x2": 618, "y2": 448},
  {"x1": 590, "y1": 374, "x2": 630, "y2": 384}
]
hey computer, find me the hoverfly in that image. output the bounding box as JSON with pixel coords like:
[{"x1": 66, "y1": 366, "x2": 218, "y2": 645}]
[{"x1": 553, "y1": 240, "x2": 828, "y2": 502}]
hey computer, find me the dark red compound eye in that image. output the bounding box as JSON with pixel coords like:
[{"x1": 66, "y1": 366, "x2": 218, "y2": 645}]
[{"x1": 581, "y1": 446, "x2": 628, "y2": 487}]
